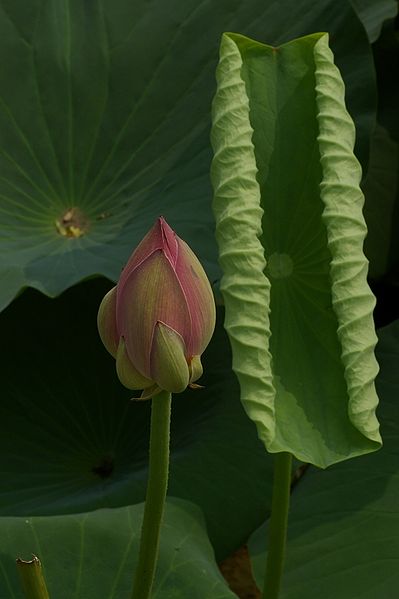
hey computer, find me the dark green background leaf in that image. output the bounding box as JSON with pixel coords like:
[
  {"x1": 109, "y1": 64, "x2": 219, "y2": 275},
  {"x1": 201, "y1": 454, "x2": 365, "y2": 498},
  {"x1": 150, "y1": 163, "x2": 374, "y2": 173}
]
[
  {"x1": 366, "y1": 19, "x2": 399, "y2": 284},
  {"x1": 351, "y1": 0, "x2": 397, "y2": 42},
  {"x1": 373, "y1": 20, "x2": 399, "y2": 144},
  {"x1": 0, "y1": 499, "x2": 235, "y2": 598},
  {"x1": 0, "y1": 0, "x2": 376, "y2": 310},
  {"x1": 363, "y1": 124, "x2": 399, "y2": 279},
  {"x1": 0, "y1": 279, "x2": 274, "y2": 559},
  {"x1": 249, "y1": 319, "x2": 399, "y2": 598}
]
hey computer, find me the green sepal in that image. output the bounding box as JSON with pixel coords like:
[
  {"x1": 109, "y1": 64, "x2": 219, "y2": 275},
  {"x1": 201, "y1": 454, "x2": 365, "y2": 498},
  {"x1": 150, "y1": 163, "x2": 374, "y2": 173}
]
[
  {"x1": 97, "y1": 286, "x2": 118, "y2": 358},
  {"x1": 150, "y1": 322, "x2": 190, "y2": 393},
  {"x1": 116, "y1": 337, "x2": 154, "y2": 390},
  {"x1": 189, "y1": 355, "x2": 203, "y2": 384},
  {"x1": 130, "y1": 385, "x2": 163, "y2": 401}
]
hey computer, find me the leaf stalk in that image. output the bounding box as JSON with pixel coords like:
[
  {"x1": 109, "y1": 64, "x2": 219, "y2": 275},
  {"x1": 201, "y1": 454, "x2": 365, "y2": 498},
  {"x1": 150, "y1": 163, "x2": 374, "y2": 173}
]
[
  {"x1": 131, "y1": 390, "x2": 172, "y2": 599},
  {"x1": 16, "y1": 555, "x2": 50, "y2": 599},
  {"x1": 262, "y1": 452, "x2": 292, "y2": 599}
]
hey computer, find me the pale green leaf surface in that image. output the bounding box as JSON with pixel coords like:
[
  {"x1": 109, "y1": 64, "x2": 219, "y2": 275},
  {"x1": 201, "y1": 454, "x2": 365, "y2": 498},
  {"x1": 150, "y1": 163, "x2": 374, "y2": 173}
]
[
  {"x1": 249, "y1": 319, "x2": 399, "y2": 599},
  {"x1": 211, "y1": 33, "x2": 381, "y2": 467},
  {"x1": 0, "y1": 499, "x2": 235, "y2": 599}
]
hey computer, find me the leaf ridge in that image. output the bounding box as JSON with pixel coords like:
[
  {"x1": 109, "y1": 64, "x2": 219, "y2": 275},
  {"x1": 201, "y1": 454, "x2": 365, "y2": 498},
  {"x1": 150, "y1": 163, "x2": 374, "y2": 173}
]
[
  {"x1": 313, "y1": 34, "x2": 381, "y2": 445},
  {"x1": 211, "y1": 33, "x2": 276, "y2": 449}
]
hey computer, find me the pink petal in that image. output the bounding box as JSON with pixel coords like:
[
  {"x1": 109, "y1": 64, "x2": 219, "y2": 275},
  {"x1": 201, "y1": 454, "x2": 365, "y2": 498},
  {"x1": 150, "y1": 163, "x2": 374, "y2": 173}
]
[
  {"x1": 119, "y1": 217, "x2": 178, "y2": 293},
  {"x1": 116, "y1": 249, "x2": 191, "y2": 377},
  {"x1": 174, "y1": 239, "x2": 216, "y2": 355},
  {"x1": 159, "y1": 216, "x2": 179, "y2": 268}
]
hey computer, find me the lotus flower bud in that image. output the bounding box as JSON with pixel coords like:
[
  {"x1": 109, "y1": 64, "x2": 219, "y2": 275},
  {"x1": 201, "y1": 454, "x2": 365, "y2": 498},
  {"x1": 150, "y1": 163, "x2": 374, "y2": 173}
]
[{"x1": 97, "y1": 217, "x2": 216, "y2": 398}]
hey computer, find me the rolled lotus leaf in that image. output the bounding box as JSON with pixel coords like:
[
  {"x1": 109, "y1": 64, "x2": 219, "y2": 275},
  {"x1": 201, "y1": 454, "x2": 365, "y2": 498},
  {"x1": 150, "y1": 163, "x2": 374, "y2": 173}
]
[{"x1": 211, "y1": 32, "x2": 381, "y2": 468}]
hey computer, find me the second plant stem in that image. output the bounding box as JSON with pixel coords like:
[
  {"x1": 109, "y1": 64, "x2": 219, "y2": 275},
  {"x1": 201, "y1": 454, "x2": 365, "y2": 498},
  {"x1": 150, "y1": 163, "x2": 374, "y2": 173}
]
[
  {"x1": 16, "y1": 556, "x2": 50, "y2": 599},
  {"x1": 131, "y1": 390, "x2": 172, "y2": 599},
  {"x1": 262, "y1": 452, "x2": 292, "y2": 599}
]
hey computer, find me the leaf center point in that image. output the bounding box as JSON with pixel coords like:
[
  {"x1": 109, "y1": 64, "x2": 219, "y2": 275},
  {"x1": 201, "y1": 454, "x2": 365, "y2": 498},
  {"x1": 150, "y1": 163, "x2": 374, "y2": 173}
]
[
  {"x1": 267, "y1": 253, "x2": 293, "y2": 279},
  {"x1": 55, "y1": 207, "x2": 89, "y2": 238}
]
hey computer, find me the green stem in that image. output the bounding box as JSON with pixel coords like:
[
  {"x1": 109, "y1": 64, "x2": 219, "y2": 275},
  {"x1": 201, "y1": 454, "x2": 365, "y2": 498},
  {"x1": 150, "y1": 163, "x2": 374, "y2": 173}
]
[
  {"x1": 262, "y1": 452, "x2": 292, "y2": 599},
  {"x1": 16, "y1": 556, "x2": 50, "y2": 599},
  {"x1": 131, "y1": 390, "x2": 172, "y2": 599}
]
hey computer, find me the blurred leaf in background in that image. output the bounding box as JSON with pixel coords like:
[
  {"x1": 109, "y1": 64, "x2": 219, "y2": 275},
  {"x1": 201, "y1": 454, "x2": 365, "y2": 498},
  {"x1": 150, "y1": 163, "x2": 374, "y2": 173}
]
[
  {"x1": 0, "y1": 0, "x2": 376, "y2": 311},
  {"x1": 351, "y1": 0, "x2": 397, "y2": 42},
  {"x1": 0, "y1": 499, "x2": 235, "y2": 598}
]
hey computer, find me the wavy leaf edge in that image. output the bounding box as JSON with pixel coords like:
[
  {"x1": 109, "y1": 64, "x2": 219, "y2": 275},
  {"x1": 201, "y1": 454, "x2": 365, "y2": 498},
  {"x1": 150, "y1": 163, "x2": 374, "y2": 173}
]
[
  {"x1": 211, "y1": 33, "x2": 276, "y2": 450},
  {"x1": 313, "y1": 34, "x2": 381, "y2": 447}
]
